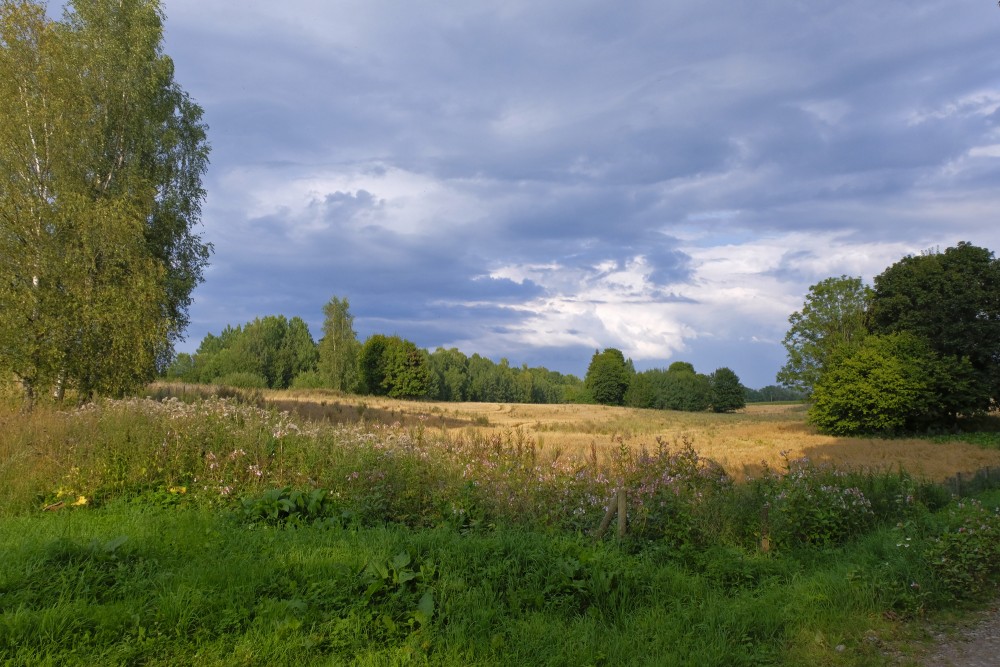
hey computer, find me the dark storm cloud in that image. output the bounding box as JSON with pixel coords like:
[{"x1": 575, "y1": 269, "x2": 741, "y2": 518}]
[{"x1": 166, "y1": 0, "x2": 1000, "y2": 387}]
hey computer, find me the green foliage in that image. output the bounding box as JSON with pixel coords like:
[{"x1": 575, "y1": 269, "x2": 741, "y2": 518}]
[
  {"x1": 359, "y1": 334, "x2": 431, "y2": 399},
  {"x1": 710, "y1": 367, "x2": 746, "y2": 413},
  {"x1": 241, "y1": 486, "x2": 338, "y2": 526},
  {"x1": 215, "y1": 372, "x2": 268, "y2": 389},
  {"x1": 796, "y1": 244, "x2": 1000, "y2": 435},
  {"x1": 426, "y1": 347, "x2": 470, "y2": 401},
  {"x1": 777, "y1": 276, "x2": 871, "y2": 395},
  {"x1": 762, "y1": 458, "x2": 876, "y2": 548},
  {"x1": 0, "y1": 0, "x2": 209, "y2": 403},
  {"x1": 744, "y1": 385, "x2": 806, "y2": 403},
  {"x1": 317, "y1": 296, "x2": 361, "y2": 392},
  {"x1": 169, "y1": 315, "x2": 319, "y2": 389},
  {"x1": 809, "y1": 333, "x2": 980, "y2": 435},
  {"x1": 584, "y1": 348, "x2": 633, "y2": 405},
  {"x1": 667, "y1": 361, "x2": 696, "y2": 374},
  {"x1": 923, "y1": 499, "x2": 1000, "y2": 601},
  {"x1": 625, "y1": 363, "x2": 712, "y2": 412},
  {"x1": 870, "y1": 242, "x2": 1000, "y2": 409}
]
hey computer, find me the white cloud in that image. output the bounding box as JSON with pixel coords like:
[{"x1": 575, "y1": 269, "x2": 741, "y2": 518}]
[
  {"x1": 968, "y1": 144, "x2": 1000, "y2": 159},
  {"x1": 906, "y1": 90, "x2": 1000, "y2": 126}
]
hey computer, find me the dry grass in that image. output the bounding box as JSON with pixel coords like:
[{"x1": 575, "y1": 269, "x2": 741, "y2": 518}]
[{"x1": 264, "y1": 389, "x2": 1000, "y2": 482}]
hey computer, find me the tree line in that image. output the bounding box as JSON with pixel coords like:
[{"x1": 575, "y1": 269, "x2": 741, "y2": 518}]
[
  {"x1": 582, "y1": 349, "x2": 747, "y2": 413},
  {"x1": 164, "y1": 296, "x2": 759, "y2": 410},
  {"x1": 778, "y1": 242, "x2": 1000, "y2": 435},
  {"x1": 164, "y1": 297, "x2": 587, "y2": 404}
]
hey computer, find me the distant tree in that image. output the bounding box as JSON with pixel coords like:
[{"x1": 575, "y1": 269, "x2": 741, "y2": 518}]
[
  {"x1": 709, "y1": 367, "x2": 745, "y2": 413},
  {"x1": 624, "y1": 370, "x2": 659, "y2": 409},
  {"x1": 358, "y1": 334, "x2": 430, "y2": 398},
  {"x1": 744, "y1": 385, "x2": 806, "y2": 403},
  {"x1": 809, "y1": 333, "x2": 979, "y2": 435},
  {"x1": 584, "y1": 348, "x2": 634, "y2": 405},
  {"x1": 358, "y1": 334, "x2": 389, "y2": 395},
  {"x1": 427, "y1": 347, "x2": 470, "y2": 401},
  {"x1": 163, "y1": 353, "x2": 196, "y2": 382},
  {"x1": 279, "y1": 317, "x2": 319, "y2": 387},
  {"x1": 869, "y1": 242, "x2": 1000, "y2": 410},
  {"x1": 170, "y1": 315, "x2": 317, "y2": 389},
  {"x1": 317, "y1": 296, "x2": 361, "y2": 392},
  {"x1": 624, "y1": 364, "x2": 711, "y2": 412},
  {"x1": 777, "y1": 276, "x2": 871, "y2": 395},
  {"x1": 667, "y1": 361, "x2": 696, "y2": 375},
  {"x1": 661, "y1": 363, "x2": 711, "y2": 412}
]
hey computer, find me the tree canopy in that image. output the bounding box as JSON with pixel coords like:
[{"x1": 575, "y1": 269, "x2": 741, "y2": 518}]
[
  {"x1": 869, "y1": 242, "x2": 1000, "y2": 410},
  {"x1": 808, "y1": 333, "x2": 979, "y2": 436},
  {"x1": 584, "y1": 348, "x2": 634, "y2": 405},
  {"x1": 317, "y1": 296, "x2": 361, "y2": 392},
  {"x1": 623, "y1": 362, "x2": 714, "y2": 412},
  {"x1": 794, "y1": 242, "x2": 1000, "y2": 435},
  {"x1": 358, "y1": 334, "x2": 431, "y2": 399},
  {"x1": 710, "y1": 367, "x2": 746, "y2": 413},
  {"x1": 0, "y1": 0, "x2": 209, "y2": 403},
  {"x1": 777, "y1": 276, "x2": 871, "y2": 395},
  {"x1": 166, "y1": 316, "x2": 316, "y2": 389}
]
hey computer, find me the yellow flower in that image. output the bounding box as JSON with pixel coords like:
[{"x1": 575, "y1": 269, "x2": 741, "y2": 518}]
[
  {"x1": 71, "y1": 495, "x2": 88, "y2": 506},
  {"x1": 168, "y1": 486, "x2": 187, "y2": 495}
]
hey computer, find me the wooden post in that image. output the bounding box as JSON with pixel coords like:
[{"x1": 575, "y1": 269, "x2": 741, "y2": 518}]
[
  {"x1": 617, "y1": 490, "x2": 627, "y2": 539},
  {"x1": 594, "y1": 489, "x2": 628, "y2": 540},
  {"x1": 760, "y1": 504, "x2": 771, "y2": 553},
  {"x1": 594, "y1": 495, "x2": 618, "y2": 540}
]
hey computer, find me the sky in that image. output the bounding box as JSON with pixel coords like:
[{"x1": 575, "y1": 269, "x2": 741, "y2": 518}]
[{"x1": 158, "y1": 0, "x2": 1000, "y2": 388}]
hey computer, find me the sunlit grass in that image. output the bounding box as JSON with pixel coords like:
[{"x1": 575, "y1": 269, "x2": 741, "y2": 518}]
[
  {"x1": 251, "y1": 386, "x2": 1000, "y2": 482},
  {"x1": 5, "y1": 389, "x2": 1000, "y2": 664}
]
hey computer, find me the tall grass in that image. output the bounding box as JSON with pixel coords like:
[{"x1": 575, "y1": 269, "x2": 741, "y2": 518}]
[{"x1": 4, "y1": 396, "x2": 1000, "y2": 665}]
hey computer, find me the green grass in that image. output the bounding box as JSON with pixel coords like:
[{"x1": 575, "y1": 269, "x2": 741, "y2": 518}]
[
  {"x1": 4, "y1": 396, "x2": 1000, "y2": 665},
  {"x1": 0, "y1": 502, "x2": 926, "y2": 666}
]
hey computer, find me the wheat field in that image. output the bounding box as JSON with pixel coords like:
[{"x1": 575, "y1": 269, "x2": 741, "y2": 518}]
[{"x1": 263, "y1": 389, "x2": 1000, "y2": 482}]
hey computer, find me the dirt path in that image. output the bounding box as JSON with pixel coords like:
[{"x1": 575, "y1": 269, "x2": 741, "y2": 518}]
[{"x1": 904, "y1": 604, "x2": 1000, "y2": 666}]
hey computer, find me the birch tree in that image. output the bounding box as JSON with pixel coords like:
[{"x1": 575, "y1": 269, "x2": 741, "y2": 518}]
[{"x1": 0, "y1": 0, "x2": 209, "y2": 403}]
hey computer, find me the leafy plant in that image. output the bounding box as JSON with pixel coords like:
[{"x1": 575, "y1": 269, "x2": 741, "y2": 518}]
[
  {"x1": 925, "y1": 499, "x2": 1000, "y2": 600},
  {"x1": 764, "y1": 457, "x2": 875, "y2": 548},
  {"x1": 241, "y1": 486, "x2": 337, "y2": 526},
  {"x1": 360, "y1": 550, "x2": 438, "y2": 637}
]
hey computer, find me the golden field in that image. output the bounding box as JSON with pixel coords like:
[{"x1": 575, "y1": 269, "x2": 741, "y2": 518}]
[{"x1": 263, "y1": 389, "x2": 1000, "y2": 482}]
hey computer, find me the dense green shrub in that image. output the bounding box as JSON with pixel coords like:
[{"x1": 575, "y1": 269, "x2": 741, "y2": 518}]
[{"x1": 762, "y1": 457, "x2": 875, "y2": 548}]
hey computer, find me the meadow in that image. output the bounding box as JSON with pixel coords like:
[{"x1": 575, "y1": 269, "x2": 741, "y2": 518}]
[
  {"x1": 3, "y1": 385, "x2": 1000, "y2": 665},
  {"x1": 261, "y1": 387, "x2": 1000, "y2": 482}
]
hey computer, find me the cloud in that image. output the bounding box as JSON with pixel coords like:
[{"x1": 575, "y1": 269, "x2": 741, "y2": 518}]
[{"x1": 166, "y1": 0, "x2": 1000, "y2": 387}]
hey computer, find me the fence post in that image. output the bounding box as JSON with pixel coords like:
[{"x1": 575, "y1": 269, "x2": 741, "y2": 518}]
[
  {"x1": 617, "y1": 490, "x2": 627, "y2": 539},
  {"x1": 594, "y1": 489, "x2": 628, "y2": 540},
  {"x1": 594, "y1": 494, "x2": 618, "y2": 540},
  {"x1": 761, "y1": 504, "x2": 771, "y2": 553}
]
